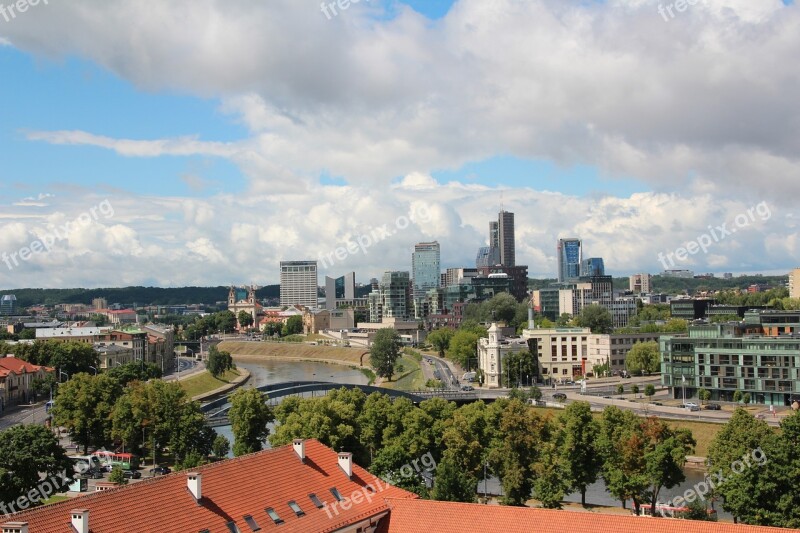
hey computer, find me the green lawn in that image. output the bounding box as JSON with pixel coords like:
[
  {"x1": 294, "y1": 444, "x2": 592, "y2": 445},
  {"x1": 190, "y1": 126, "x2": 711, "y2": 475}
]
[
  {"x1": 179, "y1": 368, "x2": 241, "y2": 398},
  {"x1": 382, "y1": 354, "x2": 426, "y2": 391},
  {"x1": 41, "y1": 495, "x2": 70, "y2": 505}
]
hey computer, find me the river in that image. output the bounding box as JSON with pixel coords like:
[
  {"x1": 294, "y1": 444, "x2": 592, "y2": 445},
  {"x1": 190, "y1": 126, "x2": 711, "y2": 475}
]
[{"x1": 215, "y1": 358, "x2": 729, "y2": 518}]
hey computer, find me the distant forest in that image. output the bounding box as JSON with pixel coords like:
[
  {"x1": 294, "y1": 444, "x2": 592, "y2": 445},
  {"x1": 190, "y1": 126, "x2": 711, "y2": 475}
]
[{"x1": 2, "y1": 274, "x2": 788, "y2": 309}]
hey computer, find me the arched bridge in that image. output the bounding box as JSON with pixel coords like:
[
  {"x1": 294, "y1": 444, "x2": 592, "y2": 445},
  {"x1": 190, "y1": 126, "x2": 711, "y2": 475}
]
[{"x1": 202, "y1": 381, "x2": 482, "y2": 426}]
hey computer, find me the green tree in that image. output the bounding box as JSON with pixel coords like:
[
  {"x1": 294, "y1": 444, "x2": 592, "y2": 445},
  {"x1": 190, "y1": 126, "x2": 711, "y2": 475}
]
[
  {"x1": 212, "y1": 434, "x2": 230, "y2": 459},
  {"x1": 529, "y1": 386, "x2": 543, "y2": 401},
  {"x1": 632, "y1": 384, "x2": 640, "y2": 396},
  {"x1": 237, "y1": 310, "x2": 254, "y2": 329},
  {"x1": 107, "y1": 361, "x2": 162, "y2": 386},
  {"x1": 556, "y1": 313, "x2": 572, "y2": 327},
  {"x1": 598, "y1": 406, "x2": 648, "y2": 512},
  {"x1": 481, "y1": 293, "x2": 519, "y2": 325},
  {"x1": 447, "y1": 329, "x2": 485, "y2": 369},
  {"x1": 206, "y1": 345, "x2": 234, "y2": 378},
  {"x1": 282, "y1": 315, "x2": 303, "y2": 336},
  {"x1": 431, "y1": 452, "x2": 477, "y2": 502},
  {"x1": 215, "y1": 310, "x2": 237, "y2": 333},
  {"x1": 641, "y1": 418, "x2": 695, "y2": 516},
  {"x1": 370, "y1": 329, "x2": 402, "y2": 380},
  {"x1": 742, "y1": 392, "x2": 751, "y2": 405},
  {"x1": 229, "y1": 388, "x2": 275, "y2": 456},
  {"x1": 698, "y1": 388, "x2": 711, "y2": 404},
  {"x1": 0, "y1": 425, "x2": 73, "y2": 508},
  {"x1": 625, "y1": 341, "x2": 660, "y2": 375},
  {"x1": 108, "y1": 466, "x2": 128, "y2": 485},
  {"x1": 427, "y1": 328, "x2": 455, "y2": 358},
  {"x1": 664, "y1": 318, "x2": 689, "y2": 333},
  {"x1": 575, "y1": 305, "x2": 612, "y2": 334},
  {"x1": 616, "y1": 384, "x2": 625, "y2": 395},
  {"x1": 560, "y1": 402, "x2": 602, "y2": 506},
  {"x1": 52, "y1": 373, "x2": 123, "y2": 453},
  {"x1": 505, "y1": 349, "x2": 538, "y2": 387},
  {"x1": 733, "y1": 390, "x2": 743, "y2": 403},
  {"x1": 644, "y1": 384, "x2": 656, "y2": 400}
]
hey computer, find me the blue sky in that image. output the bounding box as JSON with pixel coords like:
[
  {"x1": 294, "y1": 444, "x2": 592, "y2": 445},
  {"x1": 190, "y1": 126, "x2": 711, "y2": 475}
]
[{"x1": 0, "y1": 0, "x2": 798, "y2": 288}]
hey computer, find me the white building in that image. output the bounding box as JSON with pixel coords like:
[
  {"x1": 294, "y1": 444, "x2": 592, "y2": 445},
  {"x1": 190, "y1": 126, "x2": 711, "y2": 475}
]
[
  {"x1": 521, "y1": 327, "x2": 592, "y2": 384},
  {"x1": 588, "y1": 332, "x2": 663, "y2": 373},
  {"x1": 280, "y1": 261, "x2": 319, "y2": 308},
  {"x1": 478, "y1": 323, "x2": 530, "y2": 388}
]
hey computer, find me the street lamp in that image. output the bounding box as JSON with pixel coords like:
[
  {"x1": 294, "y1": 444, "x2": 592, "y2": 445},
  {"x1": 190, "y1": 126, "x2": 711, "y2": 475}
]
[
  {"x1": 88, "y1": 366, "x2": 98, "y2": 376},
  {"x1": 58, "y1": 370, "x2": 69, "y2": 383}
]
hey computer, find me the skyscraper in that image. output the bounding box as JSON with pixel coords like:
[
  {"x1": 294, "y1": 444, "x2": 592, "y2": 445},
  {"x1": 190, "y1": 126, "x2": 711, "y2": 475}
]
[
  {"x1": 580, "y1": 257, "x2": 605, "y2": 278},
  {"x1": 412, "y1": 241, "x2": 441, "y2": 299},
  {"x1": 557, "y1": 238, "x2": 582, "y2": 283},
  {"x1": 498, "y1": 211, "x2": 515, "y2": 267},
  {"x1": 489, "y1": 221, "x2": 500, "y2": 250},
  {"x1": 325, "y1": 272, "x2": 355, "y2": 310},
  {"x1": 280, "y1": 260, "x2": 319, "y2": 308}
]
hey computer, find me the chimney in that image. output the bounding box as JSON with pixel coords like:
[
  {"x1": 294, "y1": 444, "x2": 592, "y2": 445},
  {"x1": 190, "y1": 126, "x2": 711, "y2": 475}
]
[
  {"x1": 1, "y1": 522, "x2": 29, "y2": 533},
  {"x1": 70, "y1": 510, "x2": 89, "y2": 533},
  {"x1": 187, "y1": 472, "x2": 202, "y2": 501},
  {"x1": 337, "y1": 452, "x2": 353, "y2": 479},
  {"x1": 293, "y1": 439, "x2": 305, "y2": 462}
]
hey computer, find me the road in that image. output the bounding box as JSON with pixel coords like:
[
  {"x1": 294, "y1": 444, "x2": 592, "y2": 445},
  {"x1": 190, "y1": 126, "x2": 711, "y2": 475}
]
[
  {"x1": 425, "y1": 353, "x2": 460, "y2": 390},
  {"x1": 0, "y1": 403, "x2": 49, "y2": 431}
]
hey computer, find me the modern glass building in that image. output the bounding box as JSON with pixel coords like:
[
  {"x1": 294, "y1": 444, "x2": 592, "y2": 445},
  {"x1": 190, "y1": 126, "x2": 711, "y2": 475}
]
[
  {"x1": 475, "y1": 246, "x2": 501, "y2": 268},
  {"x1": 369, "y1": 271, "x2": 411, "y2": 321},
  {"x1": 661, "y1": 313, "x2": 800, "y2": 406},
  {"x1": 412, "y1": 242, "x2": 441, "y2": 300},
  {"x1": 0, "y1": 294, "x2": 17, "y2": 316},
  {"x1": 579, "y1": 257, "x2": 605, "y2": 277},
  {"x1": 498, "y1": 211, "x2": 515, "y2": 267},
  {"x1": 557, "y1": 238, "x2": 582, "y2": 282}
]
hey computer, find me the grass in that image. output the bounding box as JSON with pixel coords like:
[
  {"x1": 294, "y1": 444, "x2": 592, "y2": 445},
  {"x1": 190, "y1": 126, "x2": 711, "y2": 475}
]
[
  {"x1": 219, "y1": 341, "x2": 367, "y2": 366},
  {"x1": 179, "y1": 368, "x2": 241, "y2": 398},
  {"x1": 382, "y1": 354, "x2": 427, "y2": 391},
  {"x1": 359, "y1": 367, "x2": 376, "y2": 385},
  {"x1": 41, "y1": 495, "x2": 70, "y2": 505}
]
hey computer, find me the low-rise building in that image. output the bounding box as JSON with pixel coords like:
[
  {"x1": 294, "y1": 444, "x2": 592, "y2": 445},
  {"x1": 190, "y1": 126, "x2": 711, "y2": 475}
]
[
  {"x1": 589, "y1": 332, "x2": 663, "y2": 373},
  {"x1": 522, "y1": 327, "x2": 592, "y2": 384},
  {"x1": 0, "y1": 356, "x2": 54, "y2": 408},
  {"x1": 95, "y1": 344, "x2": 134, "y2": 369},
  {"x1": 143, "y1": 324, "x2": 176, "y2": 374},
  {"x1": 478, "y1": 323, "x2": 531, "y2": 388}
]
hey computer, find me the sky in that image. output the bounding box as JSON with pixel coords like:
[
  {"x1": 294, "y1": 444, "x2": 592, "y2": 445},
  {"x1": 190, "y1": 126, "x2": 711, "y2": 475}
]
[{"x1": 0, "y1": 0, "x2": 799, "y2": 289}]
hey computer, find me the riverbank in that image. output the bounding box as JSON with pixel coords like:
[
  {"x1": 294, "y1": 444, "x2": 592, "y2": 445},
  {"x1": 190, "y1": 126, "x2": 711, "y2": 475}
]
[
  {"x1": 219, "y1": 341, "x2": 369, "y2": 367},
  {"x1": 179, "y1": 368, "x2": 251, "y2": 401}
]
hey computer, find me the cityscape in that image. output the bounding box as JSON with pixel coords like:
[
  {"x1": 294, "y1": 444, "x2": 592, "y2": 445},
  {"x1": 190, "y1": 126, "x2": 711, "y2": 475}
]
[{"x1": 1, "y1": 1, "x2": 800, "y2": 533}]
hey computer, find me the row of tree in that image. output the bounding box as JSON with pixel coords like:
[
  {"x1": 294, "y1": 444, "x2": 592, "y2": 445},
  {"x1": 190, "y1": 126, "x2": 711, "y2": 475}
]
[{"x1": 267, "y1": 388, "x2": 697, "y2": 513}]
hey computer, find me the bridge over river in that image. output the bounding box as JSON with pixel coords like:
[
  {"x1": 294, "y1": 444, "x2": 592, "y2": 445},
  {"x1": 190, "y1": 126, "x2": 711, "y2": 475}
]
[{"x1": 202, "y1": 381, "x2": 483, "y2": 427}]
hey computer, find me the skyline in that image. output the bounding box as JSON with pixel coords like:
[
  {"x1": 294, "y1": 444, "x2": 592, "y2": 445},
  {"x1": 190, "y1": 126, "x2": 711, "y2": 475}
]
[{"x1": 1, "y1": 0, "x2": 799, "y2": 289}]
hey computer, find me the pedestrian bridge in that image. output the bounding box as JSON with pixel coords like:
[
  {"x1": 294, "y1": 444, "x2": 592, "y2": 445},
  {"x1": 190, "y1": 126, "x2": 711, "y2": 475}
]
[{"x1": 201, "y1": 381, "x2": 481, "y2": 427}]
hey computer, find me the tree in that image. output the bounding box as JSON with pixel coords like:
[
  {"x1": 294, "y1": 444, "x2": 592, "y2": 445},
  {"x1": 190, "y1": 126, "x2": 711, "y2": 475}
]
[
  {"x1": 107, "y1": 361, "x2": 162, "y2": 386},
  {"x1": 215, "y1": 311, "x2": 237, "y2": 333},
  {"x1": 632, "y1": 384, "x2": 640, "y2": 396},
  {"x1": 0, "y1": 425, "x2": 73, "y2": 509},
  {"x1": 505, "y1": 349, "x2": 538, "y2": 387},
  {"x1": 427, "y1": 328, "x2": 455, "y2": 358},
  {"x1": 237, "y1": 310, "x2": 254, "y2": 329},
  {"x1": 644, "y1": 384, "x2": 656, "y2": 400},
  {"x1": 698, "y1": 388, "x2": 711, "y2": 404},
  {"x1": 733, "y1": 390, "x2": 743, "y2": 403},
  {"x1": 52, "y1": 373, "x2": 123, "y2": 453},
  {"x1": 370, "y1": 329, "x2": 402, "y2": 380},
  {"x1": 641, "y1": 418, "x2": 695, "y2": 516},
  {"x1": 207, "y1": 346, "x2": 234, "y2": 378},
  {"x1": 229, "y1": 388, "x2": 274, "y2": 456},
  {"x1": 742, "y1": 392, "x2": 751, "y2": 405},
  {"x1": 108, "y1": 466, "x2": 128, "y2": 485},
  {"x1": 556, "y1": 313, "x2": 572, "y2": 327},
  {"x1": 212, "y1": 434, "x2": 231, "y2": 459},
  {"x1": 447, "y1": 329, "x2": 485, "y2": 369},
  {"x1": 529, "y1": 386, "x2": 543, "y2": 401},
  {"x1": 431, "y1": 452, "x2": 477, "y2": 502},
  {"x1": 663, "y1": 318, "x2": 689, "y2": 333},
  {"x1": 282, "y1": 315, "x2": 303, "y2": 336},
  {"x1": 625, "y1": 341, "x2": 660, "y2": 375},
  {"x1": 575, "y1": 305, "x2": 612, "y2": 334},
  {"x1": 560, "y1": 402, "x2": 602, "y2": 506},
  {"x1": 481, "y1": 293, "x2": 519, "y2": 325},
  {"x1": 616, "y1": 384, "x2": 624, "y2": 395}
]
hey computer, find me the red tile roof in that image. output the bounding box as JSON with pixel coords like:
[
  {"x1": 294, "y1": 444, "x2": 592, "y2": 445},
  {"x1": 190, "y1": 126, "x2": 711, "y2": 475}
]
[
  {"x1": 377, "y1": 498, "x2": 794, "y2": 533},
  {"x1": 6, "y1": 440, "x2": 416, "y2": 533},
  {"x1": 0, "y1": 357, "x2": 52, "y2": 374}
]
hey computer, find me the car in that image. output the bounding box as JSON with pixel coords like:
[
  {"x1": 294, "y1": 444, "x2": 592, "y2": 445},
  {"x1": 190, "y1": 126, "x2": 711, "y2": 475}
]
[
  {"x1": 683, "y1": 403, "x2": 700, "y2": 411},
  {"x1": 552, "y1": 392, "x2": 567, "y2": 401},
  {"x1": 149, "y1": 466, "x2": 171, "y2": 476},
  {"x1": 123, "y1": 470, "x2": 142, "y2": 479},
  {"x1": 652, "y1": 402, "x2": 663, "y2": 406},
  {"x1": 460, "y1": 385, "x2": 474, "y2": 392},
  {"x1": 704, "y1": 403, "x2": 721, "y2": 410}
]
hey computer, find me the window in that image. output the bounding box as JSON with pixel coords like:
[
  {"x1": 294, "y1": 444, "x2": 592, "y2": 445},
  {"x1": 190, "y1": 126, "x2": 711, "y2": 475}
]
[
  {"x1": 288, "y1": 501, "x2": 305, "y2": 517},
  {"x1": 226, "y1": 522, "x2": 241, "y2": 533},
  {"x1": 243, "y1": 515, "x2": 261, "y2": 531},
  {"x1": 309, "y1": 493, "x2": 325, "y2": 509},
  {"x1": 330, "y1": 488, "x2": 344, "y2": 501},
  {"x1": 265, "y1": 508, "x2": 284, "y2": 525}
]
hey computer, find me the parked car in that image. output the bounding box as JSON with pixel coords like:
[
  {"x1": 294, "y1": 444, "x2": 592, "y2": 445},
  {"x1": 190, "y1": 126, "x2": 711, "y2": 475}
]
[
  {"x1": 149, "y1": 466, "x2": 171, "y2": 476},
  {"x1": 704, "y1": 403, "x2": 721, "y2": 410},
  {"x1": 123, "y1": 470, "x2": 142, "y2": 479},
  {"x1": 652, "y1": 402, "x2": 663, "y2": 406},
  {"x1": 460, "y1": 385, "x2": 474, "y2": 392},
  {"x1": 552, "y1": 392, "x2": 567, "y2": 401},
  {"x1": 683, "y1": 403, "x2": 700, "y2": 411}
]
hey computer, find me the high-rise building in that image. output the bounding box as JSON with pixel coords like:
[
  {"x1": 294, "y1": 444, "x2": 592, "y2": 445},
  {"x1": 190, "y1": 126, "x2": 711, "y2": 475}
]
[
  {"x1": 0, "y1": 294, "x2": 17, "y2": 316},
  {"x1": 580, "y1": 258, "x2": 605, "y2": 277},
  {"x1": 489, "y1": 221, "x2": 500, "y2": 250},
  {"x1": 790, "y1": 268, "x2": 800, "y2": 299},
  {"x1": 280, "y1": 261, "x2": 319, "y2": 308},
  {"x1": 557, "y1": 238, "x2": 582, "y2": 282},
  {"x1": 475, "y1": 246, "x2": 500, "y2": 268},
  {"x1": 498, "y1": 211, "x2": 515, "y2": 267},
  {"x1": 368, "y1": 271, "x2": 411, "y2": 322},
  {"x1": 92, "y1": 297, "x2": 108, "y2": 310},
  {"x1": 445, "y1": 267, "x2": 478, "y2": 287},
  {"x1": 412, "y1": 242, "x2": 441, "y2": 299},
  {"x1": 629, "y1": 273, "x2": 652, "y2": 294},
  {"x1": 325, "y1": 272, "x2": 356, "y2": 310}
]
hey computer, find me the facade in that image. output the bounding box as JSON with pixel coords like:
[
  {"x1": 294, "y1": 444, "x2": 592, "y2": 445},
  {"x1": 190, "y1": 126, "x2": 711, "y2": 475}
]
[
  {"x1": 324, "y1": 272, "x2": 355, "y2": 310},
  {"x1": 0, "y1": 294, "x2": 17, "y2": 316},
  {"x1": 411, "y1": 242, "x2": 441, "y2": 300},
  {"x1": 557, "y1": 238, "x2": 582, "y2": 283},
  {"x1": 444, "y1": 267, "x2": 478, "y2": 287},
  {"x1": 0, "y1": 356, "x2": 54, "y2": 408},
  {"x1": 629, "y1": 273, "x2": 652, "y2": 294},
  {"x1": 95, "y1": 344, "x2": 134, "y2": 369},
  {"x1": 669, "y1": 298, "x2": 716, "y2": 320},
  {"x1": 475, "y1": 246, "x2": 501, "y2": 268},
  {"x1": 790, "y1": 268, "x2": 800, "y2": 299},
  {"x1": 303, "y1": 308, "x2": 330, "y2": 335},
  {"x1": 661, "y1": 311, "x2": 800, "y2": 405},
  {"x1": 476, "y1": 265, "x2": 529, "y2": 301},
  {"x1": 368, "y1": 272, "x2": 412, "y2": 322},
  {"x1": 521, "y1": 326, "x2": 592, "y2": 383},
  {"x1": 91, "y1": 297, "x2": 108, "y2": 310},
  {"x1": 589, "y1": 332, "x2": 663, "y2": 372},
  {"x1": 579, "y1": 258, "x2": 605, "y2": 277},
  {"x1": 143, "y1": 324, "x2": 176, "y2": 374},
  {"x1": 228, "y1": 285, "x2": 261, "y2": 329},
  {"x1": 662, "y1": 269, "x2": 694, "y2": 278},
  {"x1": 498, "y1": 210, "x2": 515, "y2": 267},
  {"x1": 478, "y1": 323, "x2": 532, "y2": 388},
  {"x1": 280, "y1": 261, "x2": 319, "y2": 308},
  {"x1": 531, "y1": 286, "x2": 563, "y2": 321}
]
